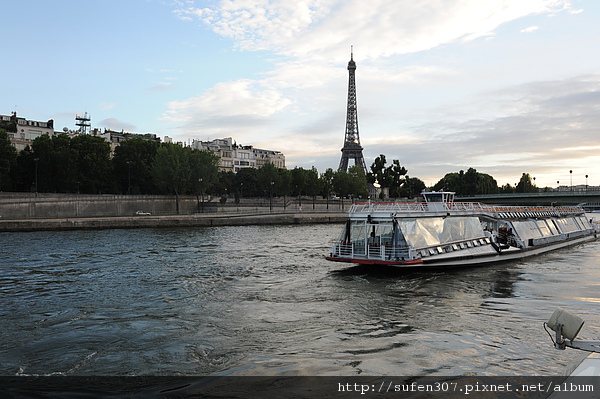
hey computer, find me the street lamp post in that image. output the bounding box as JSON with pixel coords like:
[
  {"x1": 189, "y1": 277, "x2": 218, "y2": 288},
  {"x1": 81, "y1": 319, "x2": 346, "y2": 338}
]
[
  {"x1": 270, "y1": 181, "x2": 274, "y2": 211},
  {"x1": 34, "y1": 158, "x2": 39, "y2": 196},
  {"x1": 199, "y1": 178, "x2": 203, "y2": 213},
  {"x1": 570, "y1": 170, "x2": 573, "y2": 192},
  {"x1": 127, "y1": 161, "x2": 131, "y2": 195},
  {"x1": 586, "y1": 175, "x2": 589, "y2": 192}
]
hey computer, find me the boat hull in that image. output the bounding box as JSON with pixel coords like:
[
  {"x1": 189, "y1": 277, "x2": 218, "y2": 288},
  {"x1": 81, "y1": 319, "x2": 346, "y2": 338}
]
[{"x1": 326, "y1": 234, "x2": 597, "y2": 269}]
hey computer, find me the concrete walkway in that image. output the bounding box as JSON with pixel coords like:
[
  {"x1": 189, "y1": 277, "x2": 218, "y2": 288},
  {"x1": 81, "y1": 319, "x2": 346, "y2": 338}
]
[{"x1": 0, "y1": 211, "x2": 347, "y2": 232}]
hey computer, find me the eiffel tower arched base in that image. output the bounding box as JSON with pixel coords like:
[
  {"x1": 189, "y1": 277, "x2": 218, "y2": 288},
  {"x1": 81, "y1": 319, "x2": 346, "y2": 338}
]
[{"x1": 338, "y1": 147, "x2": 367, "y2": 173}]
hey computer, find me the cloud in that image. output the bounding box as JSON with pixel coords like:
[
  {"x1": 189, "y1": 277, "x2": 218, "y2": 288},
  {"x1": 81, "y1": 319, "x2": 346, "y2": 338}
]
[
  {"x1": 161, "y1": 79, "x2": 293, "y2": 140},
  {"x1": 100, "y1": 102, "x2": 118, "y2": 110},
  {"x1": 365, "y1": 74, "x2": 600, "y2": 185},
  {"x1": 521, "y1": 26, "x2": 539, "y2": 33},
  {"x1": 175, "y1": 0, "x2": 572, "y2": 59},
  {"x1": 146, "y1": 82, "x2": 173, "y2": 93},
  {"x1": 98, "y1": 118, "x2": 137, "y2": 132},
  {"x1": 166, "y1": 0, "x2": 586, "y2": 186}
]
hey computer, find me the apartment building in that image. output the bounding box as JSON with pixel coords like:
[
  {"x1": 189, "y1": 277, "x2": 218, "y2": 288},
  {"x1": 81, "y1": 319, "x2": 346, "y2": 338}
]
[
  {"x1": 192, "y1": 137, "x2": 285, "y2": 172},
  {"x1": 1, "y1": 112, "x2": 56, "y2": 151}
]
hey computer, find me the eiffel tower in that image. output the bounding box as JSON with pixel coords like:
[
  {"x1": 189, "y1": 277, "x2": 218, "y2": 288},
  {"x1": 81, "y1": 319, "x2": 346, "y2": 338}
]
[{"x1": 338, "y1": 47, "x2": 367, "y2": 173}]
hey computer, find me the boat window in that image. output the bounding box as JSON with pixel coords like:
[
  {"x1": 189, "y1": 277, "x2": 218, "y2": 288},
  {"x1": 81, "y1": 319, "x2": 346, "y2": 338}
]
[
  {"x1": 555, "y1": 217, "x2": 580, "y2": 233},
  {"x1": 535, "y1": 220, "x2": 553, "y2": 237},
  {"x1": 368, "y1": 223, "x2": 394, "y2": 246},
  {"x1": 424, "y1": 193, "x2": 443, "y2": 202},
  {"x1": 578, "y1": 216, "x2": 592, "y2": 229},
  {"x1": 546, "y1": 219, "x2": 560, "y2": 235},
  {"x1": 396, "y1": 216, "x2": 484, "y2": 250},
  {"x1": 512, "y1": 220, "x2": 544, "y2": 240},
  {"x1": 350, "y1": 221, "x2": 367, "y2": 254}
]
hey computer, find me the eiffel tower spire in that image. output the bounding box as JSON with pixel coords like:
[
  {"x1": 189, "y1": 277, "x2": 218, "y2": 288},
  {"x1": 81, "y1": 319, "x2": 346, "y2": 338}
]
[{"x1": 338, "y1": 46, "x2": 367, "y2": 173}]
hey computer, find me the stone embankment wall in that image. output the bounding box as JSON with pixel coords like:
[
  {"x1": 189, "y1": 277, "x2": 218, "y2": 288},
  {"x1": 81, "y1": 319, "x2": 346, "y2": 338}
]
[
  {"x1": 0, "y1": 193, "x2": 204, "y2": 219},
  {"x1": 0, "y1": 193, "x2": 348, "y2": 231}
]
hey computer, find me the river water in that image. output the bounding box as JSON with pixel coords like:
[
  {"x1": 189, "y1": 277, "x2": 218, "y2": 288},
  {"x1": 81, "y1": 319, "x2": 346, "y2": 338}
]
[{"x1": 1, "y1": 223, "x2": 600, "y2": 377}]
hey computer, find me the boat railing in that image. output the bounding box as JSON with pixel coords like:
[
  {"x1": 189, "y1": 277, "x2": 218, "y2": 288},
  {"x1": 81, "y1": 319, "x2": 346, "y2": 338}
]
[
  {"x1": 330, "y1": 242, "x2": 412, "y2": 261},
  {"x1": 349, "y1": 201, "x2": 585, "y2": 217}
]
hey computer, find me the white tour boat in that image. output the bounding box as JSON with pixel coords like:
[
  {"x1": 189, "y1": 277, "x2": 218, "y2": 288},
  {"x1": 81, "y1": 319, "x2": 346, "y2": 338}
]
[{"x1": 326, "y1": 191, "x2": 600, "y2": 268}]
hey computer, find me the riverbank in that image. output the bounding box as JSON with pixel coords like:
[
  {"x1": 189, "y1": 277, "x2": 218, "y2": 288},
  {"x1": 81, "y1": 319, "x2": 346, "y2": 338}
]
[{"x1": 0, "y1": 211, "x2": 347, "y2": 232}]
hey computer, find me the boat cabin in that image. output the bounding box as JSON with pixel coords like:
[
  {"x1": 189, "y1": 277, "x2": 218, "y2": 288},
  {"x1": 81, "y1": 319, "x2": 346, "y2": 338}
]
[
  {"x1": 422, "y1": 191, "x2": 455, "y2": 203},
  {"x1": 422, "y1": 191, "x2": 455, "y2": 212}
]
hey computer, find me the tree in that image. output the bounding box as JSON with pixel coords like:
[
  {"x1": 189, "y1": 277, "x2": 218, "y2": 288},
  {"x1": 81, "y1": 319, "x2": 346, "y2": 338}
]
[
  {"x1": 13, "y1": 145, "x2": 35, "y2": 192},
  {"x1": 257, "y1": 162, "x2": 279, "y2": 198},
  {"x1": 30, "y1": 134, "x2": 54, "y2": 193},
  {"x1": 367, "y1": 154, "x2": 408, "y2": 198},
  {"x1": 433, "y1": 168, "x2": 499, "y2": 196},
  {"x1": 190, "y1": 149, "x2": 220, "y2": 198},
  {"x1": 112, "y1": 137, "x2": 160, "y2": 194},
  {"x1": 516, "y1": 173, "x2": 537, "y2": 193},
  {"x1": 397, "y1": 176, "x2": 426, "y2": 199},
  {"x1": 234, "y1": 167, "x2": 259, "y2": 197},
  {"x1": 0, "y1": 129, "x2": 17, "y2": 191},
  {"x1": 368, "y1": 154, "x2": 390, "y2": 186},
  {"x1": 320, "y1": 168, "x2": 335, "y2": 198},
  {"x1": 347, "y1": 165, "x2": 368, "y2": 198},
  {"x1": 291, "y1": 167, "x2": 307, "y2": 197},
  {"x1": 386, "y1": 159, "x2": 408, "y2": 197},
  {"x1": 463, "y1": 168, "x2": 479, "y2": 196},
  {"x1": 478, "y1": 173, "x2": 498, "y2": 194},
  {"x1": 71, "y1": 135, "x2": 113, "y2": 193},
  {"x1": 332, "y1": 170, "x2": 352, "y2": 198},
  {"x1": 214, "y1": 170, "x2": 235, "y2": 196},
  {"x1": 278, "y1": 167, "x2": 292, "y2": 198},
  {"x1": 152, "y1": 143, "x2": 191, "y2": 213}
]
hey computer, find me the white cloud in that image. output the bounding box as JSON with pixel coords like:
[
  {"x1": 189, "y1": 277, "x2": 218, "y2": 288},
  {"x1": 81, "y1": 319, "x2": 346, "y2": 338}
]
[
  {"x1": 521, "y1": 25, "x2": 540, "y2": 33},
  {"x1": 175, "y1": 0, "x2": 572, "y2": 59},
  {"x1": 100, "y1": 102, "x2": 117, "y2": 110},
  {"x1": 161, "y1": 79, "x2": 293, "y2": 141},
  {"x1": 165, "y1": 0, "x2": 588, "y2": 186},
  {"x1": 147, "y1": 82, "x2": 173, "y2": 93},
  {"x1": 99, "y1": 118, "x2": 137, "y2": 132}
]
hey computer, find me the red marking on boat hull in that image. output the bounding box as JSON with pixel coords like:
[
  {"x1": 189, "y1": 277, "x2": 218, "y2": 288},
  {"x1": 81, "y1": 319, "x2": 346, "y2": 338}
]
[{"x1": 325, "y1": 256, "x2": 423, "y2": 266}]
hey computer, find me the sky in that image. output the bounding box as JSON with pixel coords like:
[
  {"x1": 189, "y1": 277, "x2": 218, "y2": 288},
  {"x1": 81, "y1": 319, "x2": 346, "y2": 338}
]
[{"x1": 2, "y1": 0, "x2": 600, "y2": 188}]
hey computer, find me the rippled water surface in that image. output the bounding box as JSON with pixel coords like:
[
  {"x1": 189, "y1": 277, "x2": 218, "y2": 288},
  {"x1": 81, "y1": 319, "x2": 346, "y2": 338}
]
[{"x1": 1, "y1": 224, "x2": 600, "y2": 376}]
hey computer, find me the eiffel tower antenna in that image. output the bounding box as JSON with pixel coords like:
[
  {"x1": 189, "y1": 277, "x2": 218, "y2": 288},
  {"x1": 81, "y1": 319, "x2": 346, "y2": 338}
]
[{"x1": 338, "y1": 46, "x2": 367, "y2": 173}]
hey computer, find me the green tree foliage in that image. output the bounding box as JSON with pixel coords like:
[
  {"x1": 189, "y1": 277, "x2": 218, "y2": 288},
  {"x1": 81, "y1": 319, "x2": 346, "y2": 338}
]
[
  {"x1": 0, "y1": 129, "x2": 18, "y2": 191},
  {"x1": 152, "y1": 143, "x2": 219, "y2": 212},
  {"x1": 50, "y1": 134, "x2": 78, "y2": 192},
  {"x1": 190, "y1": 148, "x2": 220, "y2": 196},
  {"x1": 257, "y1": 162, "x2": 280, "y2": 197},
  {"x1": 233, "y1": 167, "x2": 259, "y2": 197},
  {"x1": 27, "y1": 133, "x2": 112, "y2": 193},
  {"x1": 112, "y1": 137, "x2": 160, "y2": 194},
  {"x1": 71, "y1": 135, "x2": 113, "y2": 193},
  {"x1": 214, "y1": 171, "x2": 235, "y2": 196},
  {"x1": 397, "y1": 176, "x2": 427, "y2": 199},
  {"x1": 515, "y1": 173, "x2": 537, "y2": 193},
  {"x1": 367, "y1": 154, "x2": 408, "y2": 198},
  {"x1": 277, "y1": 167, "x2": 292, "y2": 198},
  {"x1": 319, "y1": 168, "x2": 335, "y2": 198},
  {"x1": 13, "y1": 146, "x2": 35, "y2": 192},
  {"x1": 3, "y1": 131, "x2": 545, "y2": 200},
  {"x1": 433, "y1": 167, "x2": 499, "y2": 196},
  {"x1": 331, "y1": 166, "x2": 368, "y2": 199}
]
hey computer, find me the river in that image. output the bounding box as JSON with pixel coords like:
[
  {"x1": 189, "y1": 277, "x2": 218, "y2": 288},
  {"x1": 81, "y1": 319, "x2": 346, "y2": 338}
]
[{"x1": 1, "y1": 223, "x2": 599, "y2": 377}]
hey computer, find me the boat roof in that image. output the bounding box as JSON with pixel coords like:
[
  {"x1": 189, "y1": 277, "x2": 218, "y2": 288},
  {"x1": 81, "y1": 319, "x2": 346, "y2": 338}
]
[{"x1": 349, "y1": 201, "x2": 585, "y2": 219}]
